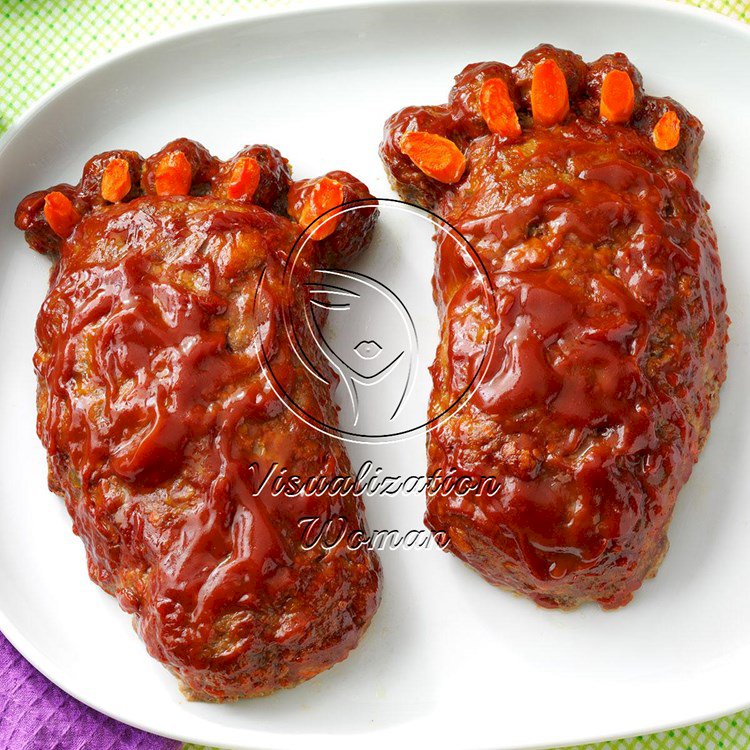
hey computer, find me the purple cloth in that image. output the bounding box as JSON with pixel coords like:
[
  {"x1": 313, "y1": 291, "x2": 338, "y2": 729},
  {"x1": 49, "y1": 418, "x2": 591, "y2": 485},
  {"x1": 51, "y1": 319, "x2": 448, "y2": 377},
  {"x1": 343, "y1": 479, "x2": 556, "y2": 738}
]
[{"x1": 0, "y1": 631, "x2": 180, "y2": 750}]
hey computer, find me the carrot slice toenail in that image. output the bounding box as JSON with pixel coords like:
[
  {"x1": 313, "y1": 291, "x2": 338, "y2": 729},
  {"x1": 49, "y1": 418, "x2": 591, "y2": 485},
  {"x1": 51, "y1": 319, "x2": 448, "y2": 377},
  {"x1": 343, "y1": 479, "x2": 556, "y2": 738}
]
[
  {"x1": 652, "y1": 110, "x2": 681, "y2": 151},
  {"x1": 399, "y1": 131, "x2": 466, "y2": 184},
  {"x1": 226, "y1": 157, "x2": 261, "y2": 200},
  {"x1": 43, "y1": 192, "x2": 81, "y2": 239},
  {"x1": 600, "y1": 70, "x2": 635, "y2": 124},
  {"x1": 480, "y1": 78, "x2": 522, "y2": 137},
  {"x1": 531, "y1": 59, "x2": 569, "y2": 126},
  {"x1": 298, "y1": 177, "x2": 345, "y2": 241},
  {"x1": 101, "y1": 158, "x2": 132, "y2": 203},
  {"x1": 154, "y1": 151, "x2": 192, "y2": 196}
]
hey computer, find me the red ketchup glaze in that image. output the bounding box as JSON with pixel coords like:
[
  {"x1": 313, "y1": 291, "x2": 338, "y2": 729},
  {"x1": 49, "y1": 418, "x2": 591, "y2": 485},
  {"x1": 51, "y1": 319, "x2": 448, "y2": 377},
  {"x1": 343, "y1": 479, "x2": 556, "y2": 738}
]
[
  {"x1": 16, "y1": 143, "x2": 382, "y2": 699},
  {"x1": 382, "y1": 45, "x2": 728, "y2": 609}
]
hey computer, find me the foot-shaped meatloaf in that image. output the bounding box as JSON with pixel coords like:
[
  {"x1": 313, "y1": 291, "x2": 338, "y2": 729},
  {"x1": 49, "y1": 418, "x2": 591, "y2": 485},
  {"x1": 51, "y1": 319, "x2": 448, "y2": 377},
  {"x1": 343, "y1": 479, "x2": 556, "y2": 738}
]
[
  {"x1": 380, "y1": 45, "x2": 728, "y2": 609},
  {"x1": 15, "y1": 139, "x2": 381, "y2": 699}
]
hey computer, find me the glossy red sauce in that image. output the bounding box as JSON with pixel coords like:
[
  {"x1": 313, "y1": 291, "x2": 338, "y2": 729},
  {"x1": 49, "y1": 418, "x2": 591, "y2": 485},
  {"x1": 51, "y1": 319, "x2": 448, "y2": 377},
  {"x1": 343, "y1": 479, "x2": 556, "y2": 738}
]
[
  {"x1": 435, "y1": 127, "x2": 724, "y2": 597},
  {"x1": 17, "y1": 143, "x2": 381, "y2": 697},
  {"x1": 382, "y1": 45, "x2": 727, "y2": 607},
  {"x1": 35, "y1": 200, "x2": 298, "y2": 618}
]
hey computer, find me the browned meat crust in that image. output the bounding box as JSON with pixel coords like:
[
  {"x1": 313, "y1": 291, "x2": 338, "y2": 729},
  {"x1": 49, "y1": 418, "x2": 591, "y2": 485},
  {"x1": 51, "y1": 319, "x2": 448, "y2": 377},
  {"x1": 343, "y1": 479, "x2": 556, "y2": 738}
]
[
  {"x1": 380, "y1": 45, "x2": 727, "y2": 609},
  {"x1": 15, "y1": 139, "x2": 382, "y2": 698}
]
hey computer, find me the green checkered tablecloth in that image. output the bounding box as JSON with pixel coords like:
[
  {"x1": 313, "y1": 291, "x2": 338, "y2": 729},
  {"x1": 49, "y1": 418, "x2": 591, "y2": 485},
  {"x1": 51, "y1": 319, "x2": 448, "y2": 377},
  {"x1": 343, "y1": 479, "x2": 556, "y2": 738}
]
[{"x1": 2, "y1": 0, "x2": 749, "y2": 748}]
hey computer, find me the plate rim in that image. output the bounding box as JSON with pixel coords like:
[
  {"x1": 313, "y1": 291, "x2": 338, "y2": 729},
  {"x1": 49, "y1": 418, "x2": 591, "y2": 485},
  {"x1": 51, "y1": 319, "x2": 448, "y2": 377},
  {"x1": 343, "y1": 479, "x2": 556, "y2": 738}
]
[
  {"x1": 1, "y1": 1, "x2": 750, "y2": 747},
  {"x1": 2, "y1": 0, "x2": 750, "y2": 163}
]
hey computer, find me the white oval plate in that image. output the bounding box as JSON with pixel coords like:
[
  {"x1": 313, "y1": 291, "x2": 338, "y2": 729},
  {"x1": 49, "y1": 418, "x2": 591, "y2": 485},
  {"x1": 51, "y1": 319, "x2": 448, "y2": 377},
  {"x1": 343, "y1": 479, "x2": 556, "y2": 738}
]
[{"x1": 1, "y1": 1, "x2": 750, "y2": 748}]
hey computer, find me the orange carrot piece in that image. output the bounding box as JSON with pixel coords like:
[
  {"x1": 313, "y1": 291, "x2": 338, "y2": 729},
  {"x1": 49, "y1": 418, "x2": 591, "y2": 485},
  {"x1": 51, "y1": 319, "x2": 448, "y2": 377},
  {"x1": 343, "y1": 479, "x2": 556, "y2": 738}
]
[
  {"x1": 480, "y1": 78, "x2": 521, "y2": 137},
  {"x1": 399, "y1": 131, "x2": 466, "y2": 184},
  {"x1": 531, "y1": 59, "x2": 569, "y2": 126},
  {"x1": 600, "y1": 70, "x2": 635, "y2": 124},
  {"x1": 43, "y1": 191, "x2": 81, "y2": 239},
  {"x1": 154, "y1": 151, "x2": 192, "y2": 196},
  {"x1": 226, "y1": 157, "x2": 261, "y2": 200},
  {"x1": 298, "y1": 177, "x2": 345, "y2": 241},
  {"x1": 652, "y1": 110, "x2": 681, "y2": 151},
  {"x1": 101, "y1": 158, "x2": 132, "y2": 203}
]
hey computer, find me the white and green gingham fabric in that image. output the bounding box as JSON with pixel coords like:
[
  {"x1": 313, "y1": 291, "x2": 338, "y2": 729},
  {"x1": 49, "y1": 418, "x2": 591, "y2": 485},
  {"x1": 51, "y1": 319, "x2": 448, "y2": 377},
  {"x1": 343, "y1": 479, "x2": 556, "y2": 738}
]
[{"x1": 2, "y1": 0, "x2": 749, "y2": 748}]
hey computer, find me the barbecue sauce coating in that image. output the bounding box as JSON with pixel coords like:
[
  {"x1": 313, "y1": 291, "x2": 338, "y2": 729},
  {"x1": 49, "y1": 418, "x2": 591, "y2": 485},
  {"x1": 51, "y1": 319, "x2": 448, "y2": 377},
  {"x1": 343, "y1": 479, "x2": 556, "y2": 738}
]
[
  {"x1": 380, "y1": 45, "x2": 728, "y2": 609},
  {"x1": 15, "y1": 140, "x2": 381, "y2": 698}
]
